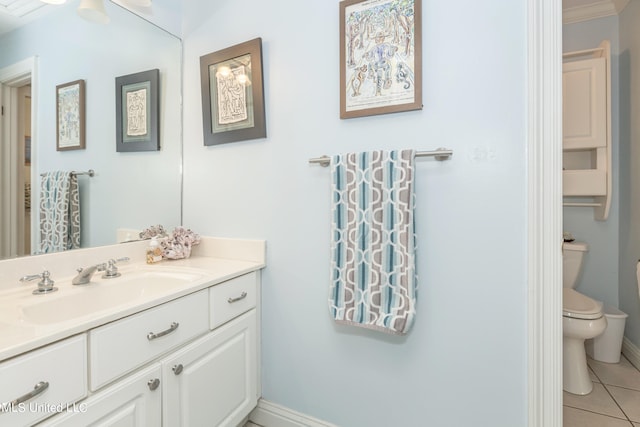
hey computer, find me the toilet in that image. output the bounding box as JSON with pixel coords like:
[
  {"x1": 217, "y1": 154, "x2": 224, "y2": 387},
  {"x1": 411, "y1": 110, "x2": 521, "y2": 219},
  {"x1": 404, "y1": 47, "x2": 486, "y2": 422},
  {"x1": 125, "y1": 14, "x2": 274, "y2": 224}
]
[{"x1": 563, "y1": 241, "x2": 607, "y2": 395}]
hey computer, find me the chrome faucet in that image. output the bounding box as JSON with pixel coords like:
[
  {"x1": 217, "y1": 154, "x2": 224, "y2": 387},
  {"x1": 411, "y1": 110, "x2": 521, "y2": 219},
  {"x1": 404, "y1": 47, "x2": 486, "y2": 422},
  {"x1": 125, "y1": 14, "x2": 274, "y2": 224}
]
[
  {"x1": 72, "y1": 264, "x2": 105, "y2": 285},
  {"x1": 20, "y1": 270, "x2": 58, "y2": 295},
  {"x1": 72, "y1": 257, "x2": 130, "y2": 285}
]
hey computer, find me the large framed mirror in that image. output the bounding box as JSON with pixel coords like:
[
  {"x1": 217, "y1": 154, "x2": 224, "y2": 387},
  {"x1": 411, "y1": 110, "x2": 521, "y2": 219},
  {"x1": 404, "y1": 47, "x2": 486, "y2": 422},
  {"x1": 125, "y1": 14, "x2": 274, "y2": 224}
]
[{"x1": 0, "y1": 0, "x2": 182, "y2": 260}]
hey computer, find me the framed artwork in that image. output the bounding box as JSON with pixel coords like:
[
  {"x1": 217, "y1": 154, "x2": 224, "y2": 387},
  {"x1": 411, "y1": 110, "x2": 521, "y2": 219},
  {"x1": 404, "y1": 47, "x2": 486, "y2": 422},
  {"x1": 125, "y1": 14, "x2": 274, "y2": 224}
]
[
  {"x1": 56, "y1": 80, "x2": 85, "y2": 150},
  {"x1": 115, "y1": 69, "x2": 160, "y2": 152},
  {"x1": 340, "y1": 0, "x2": 422, "y2": 119},
  {"x1": 200, "y1": 38, "x2": 266, "y2": 146}
]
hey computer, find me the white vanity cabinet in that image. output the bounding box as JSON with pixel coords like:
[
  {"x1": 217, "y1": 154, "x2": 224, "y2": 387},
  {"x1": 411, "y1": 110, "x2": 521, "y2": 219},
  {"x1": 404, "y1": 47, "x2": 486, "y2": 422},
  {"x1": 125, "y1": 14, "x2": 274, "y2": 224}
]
[
  {"x1": 88, "y1": 289, "x2": 210, "y2": 391},
  {"x1": 0, "y1": 335, "x2": 86, "y2": 427},
  {"x1": 162, "y1": 310, "x2": 257, "y2": 427},
  {"x1": 32, "y1": 271, "x2": 260, "y2": 427},
  {"x1": 38, "y1": 364, "x2": 162, "y2": 427}
]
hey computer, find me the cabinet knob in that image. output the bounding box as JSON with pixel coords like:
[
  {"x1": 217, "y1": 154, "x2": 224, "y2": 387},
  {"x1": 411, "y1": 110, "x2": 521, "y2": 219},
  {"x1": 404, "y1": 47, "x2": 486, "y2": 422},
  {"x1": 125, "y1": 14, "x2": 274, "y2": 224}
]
[
  {"x1": 172, "y1": 364, "x2": 184, "y2": 375},
  {"x1": 147, "y1": 378, "x2": 160, "y2": 391}
]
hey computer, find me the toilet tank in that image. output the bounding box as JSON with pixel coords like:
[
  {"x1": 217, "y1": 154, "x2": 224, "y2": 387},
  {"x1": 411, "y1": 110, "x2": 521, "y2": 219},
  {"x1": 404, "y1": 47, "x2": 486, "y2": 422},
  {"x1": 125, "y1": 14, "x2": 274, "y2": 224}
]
[{"x1": 563, "y1": 241, "x2": 588, "y2": 289}]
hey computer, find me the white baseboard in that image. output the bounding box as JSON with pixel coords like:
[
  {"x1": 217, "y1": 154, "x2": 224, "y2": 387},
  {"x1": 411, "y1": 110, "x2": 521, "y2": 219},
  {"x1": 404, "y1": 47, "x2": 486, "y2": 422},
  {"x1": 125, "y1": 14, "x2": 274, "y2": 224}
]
[
  {"x1": 249, "y1": 399, "x2": 338, "y2": 427},
  {"x1": 622, "y1": 337, "x2": 640, "y2": 370}
]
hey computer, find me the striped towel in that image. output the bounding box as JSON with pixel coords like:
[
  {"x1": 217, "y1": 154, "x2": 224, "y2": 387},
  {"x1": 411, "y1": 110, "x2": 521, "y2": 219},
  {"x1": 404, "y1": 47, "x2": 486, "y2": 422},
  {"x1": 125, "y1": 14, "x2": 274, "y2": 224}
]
[
  {"x1": 39, "y1": 171, "x2": 80, "y2": 253},
  {"x1": 329, "y1": 150, "x2": 417, "y2": 335}
]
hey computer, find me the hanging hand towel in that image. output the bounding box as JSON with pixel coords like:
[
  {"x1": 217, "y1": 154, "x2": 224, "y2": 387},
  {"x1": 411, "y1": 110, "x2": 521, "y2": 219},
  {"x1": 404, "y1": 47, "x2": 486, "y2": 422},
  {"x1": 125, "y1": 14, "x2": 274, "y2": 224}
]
[
  {"x1": 39, "y1": 171, "x2": 80, "y2": 253},
  {"x1": 329, "y1": 149, "x2": 417, "y2": 335}
]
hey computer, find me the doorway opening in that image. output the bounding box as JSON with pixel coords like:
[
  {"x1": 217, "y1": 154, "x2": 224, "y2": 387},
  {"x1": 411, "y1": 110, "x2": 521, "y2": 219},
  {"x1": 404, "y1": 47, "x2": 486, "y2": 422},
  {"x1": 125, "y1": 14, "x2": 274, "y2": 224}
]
[{"x1": 0, "y1": 57, "x2": 37, "y2": 260}]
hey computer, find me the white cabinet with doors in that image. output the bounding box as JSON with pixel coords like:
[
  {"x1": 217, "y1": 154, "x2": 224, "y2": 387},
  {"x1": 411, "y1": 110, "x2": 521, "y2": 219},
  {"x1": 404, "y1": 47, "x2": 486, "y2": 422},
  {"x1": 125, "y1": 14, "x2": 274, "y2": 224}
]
[
  {"x1": 562, "y1": 40, "x2": 612, "y2": 220},
  {"x1": 34, "y1": 271, "x2": 260, "y2": 427}
]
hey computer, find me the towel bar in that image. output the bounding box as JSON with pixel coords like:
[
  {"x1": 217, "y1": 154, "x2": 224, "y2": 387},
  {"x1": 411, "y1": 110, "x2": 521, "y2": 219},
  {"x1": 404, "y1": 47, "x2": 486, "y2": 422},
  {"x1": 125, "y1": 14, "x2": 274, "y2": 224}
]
[
  {"x1": 308, "y1": 148, "x2": 453, "y2": 167},
  {"x1": 40, "y1": 169, "x2": 95, "y2": 177}
]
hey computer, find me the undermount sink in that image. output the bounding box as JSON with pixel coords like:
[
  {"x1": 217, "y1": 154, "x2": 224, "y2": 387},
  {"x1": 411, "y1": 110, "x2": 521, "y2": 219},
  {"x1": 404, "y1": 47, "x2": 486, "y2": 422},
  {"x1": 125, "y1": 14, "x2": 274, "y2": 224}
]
[{"x1": 19, "y1": 269, "x2": 207, "y2": 325}]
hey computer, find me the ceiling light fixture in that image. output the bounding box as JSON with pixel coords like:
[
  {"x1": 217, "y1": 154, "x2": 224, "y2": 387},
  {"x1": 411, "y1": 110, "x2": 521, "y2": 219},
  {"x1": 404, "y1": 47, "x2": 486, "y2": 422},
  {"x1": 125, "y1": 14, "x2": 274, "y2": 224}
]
[
  {"x1": 77, "y1": 0, "x2": 110, "y2": 24},
  {"x1": 40, "y1": 0, "x2": 67, "y2": 4}
]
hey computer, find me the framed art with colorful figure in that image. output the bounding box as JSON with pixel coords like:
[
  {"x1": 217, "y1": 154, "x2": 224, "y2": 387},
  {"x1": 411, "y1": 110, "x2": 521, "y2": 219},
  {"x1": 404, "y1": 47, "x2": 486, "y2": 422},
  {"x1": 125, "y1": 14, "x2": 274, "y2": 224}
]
[
  {"x1": 56, "y1": 79, "x2": 85, "y2": 151},
  {"x1": 340, "y1": 0, "x2": 422, "y2": 119}
]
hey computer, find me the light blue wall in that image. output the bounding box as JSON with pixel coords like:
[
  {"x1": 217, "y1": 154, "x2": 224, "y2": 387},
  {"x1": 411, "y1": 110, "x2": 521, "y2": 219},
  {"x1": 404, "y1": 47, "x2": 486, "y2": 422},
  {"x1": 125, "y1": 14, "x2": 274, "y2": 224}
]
[
  {"x1": 563, "y1": 17, "x2": 621, "y2": 307},
  {"x1": 619, "y1": 2, "x2": 640, "y2": 348},
  {"x1": 0, "y1": 1, "x2": 182, "y2": 248},
  {"x1": 182, "y1": 1, "x2": 527, "y2": 426}
]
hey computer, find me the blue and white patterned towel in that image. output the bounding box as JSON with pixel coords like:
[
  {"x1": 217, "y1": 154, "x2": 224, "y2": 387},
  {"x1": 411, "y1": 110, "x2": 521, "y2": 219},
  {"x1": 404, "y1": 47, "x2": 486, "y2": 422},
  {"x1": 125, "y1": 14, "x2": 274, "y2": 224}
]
[
  {"x1": 39, "y1": 171, "x2": 80, "y2": 253},
  {"x1": 329, "y1": 150, "x2": 417, "y2": 335}
]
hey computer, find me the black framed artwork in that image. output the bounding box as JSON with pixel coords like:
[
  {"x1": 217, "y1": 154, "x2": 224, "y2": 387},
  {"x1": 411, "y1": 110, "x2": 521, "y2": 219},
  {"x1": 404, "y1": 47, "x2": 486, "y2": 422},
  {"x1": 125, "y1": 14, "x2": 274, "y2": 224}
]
[
  {"x1": 115, "y1": 69, "x2": 160, "y2": 152},
  {"x1": 200, "y1": 38, "x2": 266, "y2": 146}
]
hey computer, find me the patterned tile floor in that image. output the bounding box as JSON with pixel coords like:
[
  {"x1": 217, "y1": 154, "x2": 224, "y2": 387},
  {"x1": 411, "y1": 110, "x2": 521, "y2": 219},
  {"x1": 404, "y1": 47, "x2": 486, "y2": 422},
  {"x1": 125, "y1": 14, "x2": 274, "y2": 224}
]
[{"x1": 564, "y1": 354, "x2": 640, "y2": 426}]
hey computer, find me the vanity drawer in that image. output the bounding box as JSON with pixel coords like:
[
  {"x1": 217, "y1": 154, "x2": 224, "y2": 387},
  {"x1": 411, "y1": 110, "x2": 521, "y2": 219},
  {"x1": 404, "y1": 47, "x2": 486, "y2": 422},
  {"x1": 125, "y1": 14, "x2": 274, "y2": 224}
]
[
  {"x1": 209, "y1": 272, "x2": 257, "y2": 329},
  {"x1": 0, "y1": 334, "x2": 87, "y2": 426},
  {"x1": 89, "y1": 290, "x2": 208, "y2": 391}
]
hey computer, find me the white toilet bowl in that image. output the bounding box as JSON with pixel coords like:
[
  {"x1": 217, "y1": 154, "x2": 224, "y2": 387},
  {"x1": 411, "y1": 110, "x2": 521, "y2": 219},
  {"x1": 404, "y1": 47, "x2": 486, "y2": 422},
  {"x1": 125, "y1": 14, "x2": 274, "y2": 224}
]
[{"x1": 563, "y1": 288, "x2": 607, "y2": 395}]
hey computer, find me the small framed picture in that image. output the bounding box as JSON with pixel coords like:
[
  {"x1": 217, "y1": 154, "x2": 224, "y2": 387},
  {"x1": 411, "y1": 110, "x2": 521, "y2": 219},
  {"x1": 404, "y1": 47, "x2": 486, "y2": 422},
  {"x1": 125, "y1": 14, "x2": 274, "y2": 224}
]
[
  {"x1": 340, "y1": 0, "x2": 422, "y2": 119},
  {"x1": 56, "y1": 79, "x2": 85, "y2": 151},
  {"x1": 200, "y1": 38, "x2": 266, "y2": 146},
  {"x1": 115, "y1": 69, "x2": 160, "y2": 152}
]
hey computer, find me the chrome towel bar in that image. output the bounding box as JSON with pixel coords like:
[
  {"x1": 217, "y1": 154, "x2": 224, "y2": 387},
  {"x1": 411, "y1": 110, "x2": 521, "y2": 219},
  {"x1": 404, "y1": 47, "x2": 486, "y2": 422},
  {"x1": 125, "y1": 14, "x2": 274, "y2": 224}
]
[
  {"x1": 40, "y1": 169, "x2": 95, "y2": 177},
  {"x1": 308, "y1": 148, "x2": 453, "y2": 167}
]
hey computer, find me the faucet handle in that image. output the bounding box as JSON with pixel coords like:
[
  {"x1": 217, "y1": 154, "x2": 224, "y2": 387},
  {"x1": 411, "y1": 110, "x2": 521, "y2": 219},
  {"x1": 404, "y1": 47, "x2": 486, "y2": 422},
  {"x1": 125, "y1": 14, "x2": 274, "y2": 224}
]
[
  {"x1": 102, "y1": 257, "x2": 130, "y2": 279},
  {"x1": 19, "y1": 271, "x2": 58, "y2": 295}
]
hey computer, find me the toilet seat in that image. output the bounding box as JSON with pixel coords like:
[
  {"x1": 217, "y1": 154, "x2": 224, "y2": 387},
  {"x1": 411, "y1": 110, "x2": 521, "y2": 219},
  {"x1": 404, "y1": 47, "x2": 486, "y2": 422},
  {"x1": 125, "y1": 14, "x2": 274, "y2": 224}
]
[{"x1": 563, "y1": 288, "x2": 603, "y2": 320}]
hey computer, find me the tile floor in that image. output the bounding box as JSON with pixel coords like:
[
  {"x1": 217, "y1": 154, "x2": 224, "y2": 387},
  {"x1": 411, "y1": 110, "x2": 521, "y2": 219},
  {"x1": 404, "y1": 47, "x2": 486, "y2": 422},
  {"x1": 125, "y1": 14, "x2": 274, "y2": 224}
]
[{"x1": 564, "y1": 354, "x2": 640, "y2": 427}]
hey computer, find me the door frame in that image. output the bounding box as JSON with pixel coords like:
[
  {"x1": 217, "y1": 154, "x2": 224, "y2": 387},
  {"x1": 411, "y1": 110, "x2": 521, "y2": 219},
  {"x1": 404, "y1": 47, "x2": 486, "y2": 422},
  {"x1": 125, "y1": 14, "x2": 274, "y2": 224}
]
[
  {"x1": 527, "y1": 0, "x2": 563, "y2": 426},
  {"x1": 0, "y1": 57, "x2": 38, "y2": 256}
]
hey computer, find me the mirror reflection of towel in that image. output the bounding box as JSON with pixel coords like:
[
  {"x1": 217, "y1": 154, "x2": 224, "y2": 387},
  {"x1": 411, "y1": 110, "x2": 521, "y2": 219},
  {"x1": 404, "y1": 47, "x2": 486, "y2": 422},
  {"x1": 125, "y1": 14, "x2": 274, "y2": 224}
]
[
  {"x1": 39, "y1": 171, "x2": 80, "y2": 253},
  {"x1": 329, "y1": 150, "x2": 417, "y2": 335}
]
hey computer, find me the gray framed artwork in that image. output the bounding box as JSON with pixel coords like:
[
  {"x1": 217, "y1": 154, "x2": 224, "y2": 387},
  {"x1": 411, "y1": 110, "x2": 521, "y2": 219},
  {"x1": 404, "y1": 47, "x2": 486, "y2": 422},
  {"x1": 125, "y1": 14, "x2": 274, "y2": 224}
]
[
  {"x1": 200, "y1": 38, "x2": 266, "y2": 146},
  {"x1": 115, "y1": 69, "x2": 159, "y2": 152}
]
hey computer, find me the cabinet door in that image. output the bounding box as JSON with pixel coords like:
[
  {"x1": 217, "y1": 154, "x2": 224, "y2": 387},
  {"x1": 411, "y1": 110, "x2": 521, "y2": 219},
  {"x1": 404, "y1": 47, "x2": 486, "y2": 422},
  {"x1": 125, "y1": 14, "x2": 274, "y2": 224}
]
[
  {"x1": 0, "y1": 335, "x2": 86, "y2": 427},
  {"x1": 563, "y1": 57, "x2": 606, "y2": 150},
  {"x1": 89, "y1": 289, "x2": 209, "y2": 391},
  {"x1": 162, "y1": 310, "x2": 257, "y2": 427},
  {"x1": 38, "y1": 364, "x2": 162, "y2": 427}
]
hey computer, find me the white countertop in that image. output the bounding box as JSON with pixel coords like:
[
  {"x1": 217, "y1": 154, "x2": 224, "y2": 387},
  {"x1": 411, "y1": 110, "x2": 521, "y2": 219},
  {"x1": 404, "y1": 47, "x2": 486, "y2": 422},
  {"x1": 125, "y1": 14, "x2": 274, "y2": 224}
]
[{"x1": 0, "y1": 237, "x2": 265, "y2": 362}]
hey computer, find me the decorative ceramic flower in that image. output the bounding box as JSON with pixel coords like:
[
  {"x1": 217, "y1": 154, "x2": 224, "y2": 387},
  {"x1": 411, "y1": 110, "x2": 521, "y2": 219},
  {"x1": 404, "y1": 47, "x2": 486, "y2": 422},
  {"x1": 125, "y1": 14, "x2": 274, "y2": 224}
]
[
  {"x1": 160, "y1": 226, "x2": 201, "y2": 259},
  {"x1": 139, "y1": 225, "x2": 167, "y2": 240}
]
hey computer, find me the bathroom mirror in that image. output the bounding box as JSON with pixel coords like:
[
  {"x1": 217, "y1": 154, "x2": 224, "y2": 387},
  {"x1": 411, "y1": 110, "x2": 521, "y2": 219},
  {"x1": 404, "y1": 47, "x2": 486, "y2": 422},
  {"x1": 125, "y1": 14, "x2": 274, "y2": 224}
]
[{"x1": 0, "y1": 0, "x2": 182, "y2": 260}]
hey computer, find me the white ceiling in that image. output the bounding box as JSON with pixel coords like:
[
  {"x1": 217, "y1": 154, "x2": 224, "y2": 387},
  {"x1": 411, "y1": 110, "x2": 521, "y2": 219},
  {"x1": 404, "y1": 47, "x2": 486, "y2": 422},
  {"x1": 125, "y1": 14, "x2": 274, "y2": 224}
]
[
  {"x1": 0, "y1": 0, "x2": 55, "y2": 35},
  {"x1": 0, "y1": 0, "x2": 632, "y2": 38},
  {"x1": 0, "y1": 0, "x2": 181, "y2": 37}
]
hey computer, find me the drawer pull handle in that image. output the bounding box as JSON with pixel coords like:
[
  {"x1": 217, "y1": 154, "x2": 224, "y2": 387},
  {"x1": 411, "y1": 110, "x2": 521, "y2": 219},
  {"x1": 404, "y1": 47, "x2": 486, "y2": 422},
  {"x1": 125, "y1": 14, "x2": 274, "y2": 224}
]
[
  {"x1": 227, "y1": 291, "x2": 247, "y2": 304},
  {"x1": 147, "y1": 378, "x2": 160, "y2": 391},
  {"x1": 10, "y1": 381, "x2": 49, "y2": 406},
  {"x1": 147, "y1": 322, "x2": 179, "y2": 340},
  {"x1": 172, "y1": 364, "x2": 183, "y2": 375}
]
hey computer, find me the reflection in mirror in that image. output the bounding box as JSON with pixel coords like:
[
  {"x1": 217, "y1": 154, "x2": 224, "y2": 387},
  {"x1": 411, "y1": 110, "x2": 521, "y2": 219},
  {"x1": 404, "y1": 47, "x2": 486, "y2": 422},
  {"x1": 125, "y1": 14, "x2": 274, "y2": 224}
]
[{"x1": 0, "y1": 0, "x2": 182, "y2": 260}]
